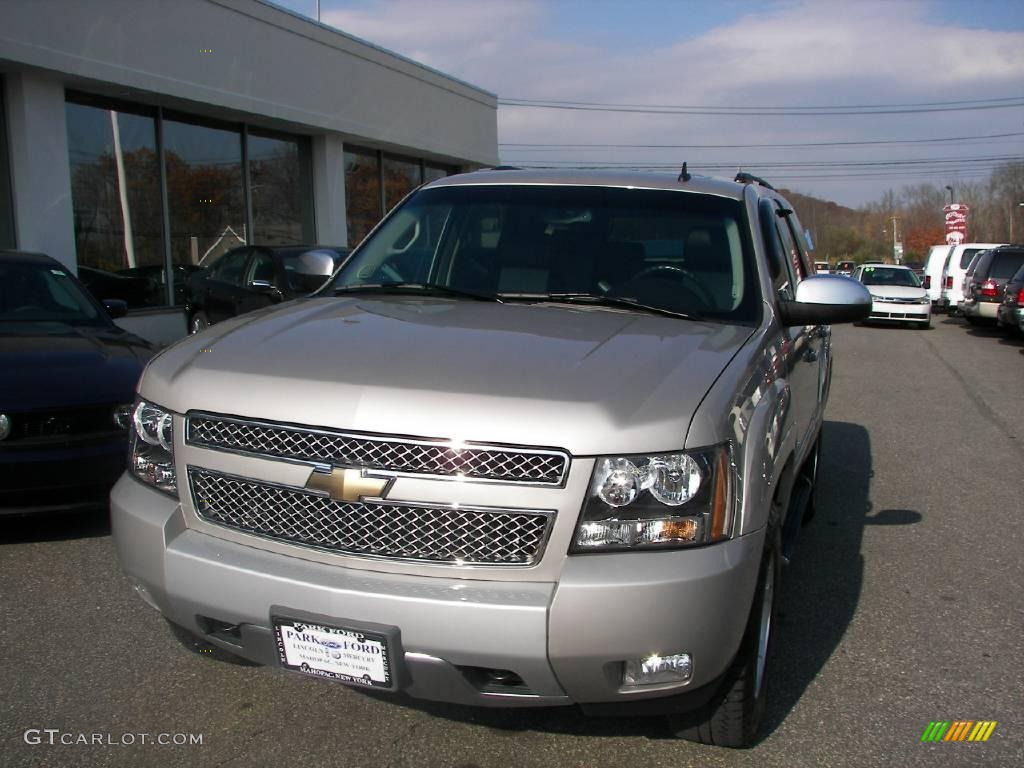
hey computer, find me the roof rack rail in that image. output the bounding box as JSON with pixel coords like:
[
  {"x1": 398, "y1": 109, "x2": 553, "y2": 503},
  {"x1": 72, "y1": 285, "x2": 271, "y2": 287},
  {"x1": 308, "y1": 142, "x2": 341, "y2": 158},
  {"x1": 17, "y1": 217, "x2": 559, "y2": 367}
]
[{"x1": 734, "y1": 171, "x2": 775, "y2": 190}]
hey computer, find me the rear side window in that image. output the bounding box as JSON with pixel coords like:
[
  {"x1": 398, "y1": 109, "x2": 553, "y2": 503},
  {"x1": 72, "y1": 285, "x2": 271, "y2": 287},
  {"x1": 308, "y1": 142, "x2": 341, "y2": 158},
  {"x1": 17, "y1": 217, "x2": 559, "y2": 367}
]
[
  {"x1": 210, "y1": 249, "x2": 249, "y2": 285},
  {"x1": 990, "y1": 252, "x2": 1024, "y2": 279},
  {"x1": 968, "y1": 251, "x2": 993, "y2": 278},
  {"x1": 960, "y1": 248, "x2": 984, "y2": 269}
]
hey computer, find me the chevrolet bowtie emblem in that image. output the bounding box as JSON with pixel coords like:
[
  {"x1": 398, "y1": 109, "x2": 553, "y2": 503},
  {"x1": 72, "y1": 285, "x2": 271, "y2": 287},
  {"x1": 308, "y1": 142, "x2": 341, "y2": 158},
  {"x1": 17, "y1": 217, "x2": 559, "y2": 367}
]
[{"x1": 305, "y1": 467, "x2": 393, "y2": 503}]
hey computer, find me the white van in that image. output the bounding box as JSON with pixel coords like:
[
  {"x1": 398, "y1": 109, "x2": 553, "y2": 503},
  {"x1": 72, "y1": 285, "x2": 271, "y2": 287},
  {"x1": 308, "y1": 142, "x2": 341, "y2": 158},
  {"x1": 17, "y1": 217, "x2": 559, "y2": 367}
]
[
  {"x1": 922, "y1": 244, "x2": 952, "y2": 307},
  {"x1": 941, "y1": 243, "x2": 1005, "y2": 313}
]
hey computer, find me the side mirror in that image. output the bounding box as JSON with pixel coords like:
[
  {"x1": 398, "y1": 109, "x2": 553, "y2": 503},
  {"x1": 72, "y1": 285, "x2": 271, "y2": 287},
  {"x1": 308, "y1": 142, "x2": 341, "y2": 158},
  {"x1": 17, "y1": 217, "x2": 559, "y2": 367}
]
[
  {"x1": 779, "y1": 275, "x2": 871, "y2": 326},
  {"x1": 102, "y1": 298, "x2": 128, "y2": 319}
]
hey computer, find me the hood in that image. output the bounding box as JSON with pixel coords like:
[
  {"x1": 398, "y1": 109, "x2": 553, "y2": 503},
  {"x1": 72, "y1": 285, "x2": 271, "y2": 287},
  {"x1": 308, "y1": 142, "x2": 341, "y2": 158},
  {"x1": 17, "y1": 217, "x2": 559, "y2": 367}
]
[
  {"x1": 0, "y1": 321, "x2": 154, "y2": 411},
  {"x1": 144, "y1": 298, "x2": 754, "y2": 455},
  {"x1": 866, "y1": 285, "x2": 926, "y2": 300}
]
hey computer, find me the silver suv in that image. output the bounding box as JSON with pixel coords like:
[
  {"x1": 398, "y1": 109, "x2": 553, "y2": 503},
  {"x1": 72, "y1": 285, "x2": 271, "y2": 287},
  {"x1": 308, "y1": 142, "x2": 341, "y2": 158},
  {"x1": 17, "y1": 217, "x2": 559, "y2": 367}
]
[{"x1": 112, "y1": 170, "x2": 869, "y2": 747}]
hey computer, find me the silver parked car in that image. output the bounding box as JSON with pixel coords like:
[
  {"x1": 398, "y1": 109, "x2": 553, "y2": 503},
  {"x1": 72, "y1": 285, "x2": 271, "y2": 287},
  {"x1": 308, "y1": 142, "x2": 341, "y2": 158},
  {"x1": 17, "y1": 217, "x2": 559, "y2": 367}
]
[{"x1": 111, "y1": 170, "x2": 869, "y2": 748}]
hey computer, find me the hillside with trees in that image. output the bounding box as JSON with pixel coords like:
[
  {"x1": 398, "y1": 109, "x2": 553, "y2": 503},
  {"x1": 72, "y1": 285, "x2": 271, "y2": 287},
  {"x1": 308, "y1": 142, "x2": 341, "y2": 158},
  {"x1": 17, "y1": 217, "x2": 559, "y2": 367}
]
[{"x1": 779, "y1": 161, "x2": 1024, "y2": 264}]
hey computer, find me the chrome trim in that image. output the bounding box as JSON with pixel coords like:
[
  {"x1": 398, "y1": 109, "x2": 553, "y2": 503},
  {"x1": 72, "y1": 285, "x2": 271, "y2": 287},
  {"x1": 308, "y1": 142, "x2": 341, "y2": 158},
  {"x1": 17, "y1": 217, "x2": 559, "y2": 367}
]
[
  {"x1": 187, "y1": 466, "x2": 556, "y2": 567},
  {"x1": 185, "y1": 411, "x2": 571, "y2": 487}
]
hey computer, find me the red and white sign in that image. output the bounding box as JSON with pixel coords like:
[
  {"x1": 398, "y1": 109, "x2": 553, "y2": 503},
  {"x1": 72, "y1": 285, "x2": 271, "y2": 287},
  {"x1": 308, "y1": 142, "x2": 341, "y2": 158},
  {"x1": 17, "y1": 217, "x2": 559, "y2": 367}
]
[{"x1": 944, "y1": 204, "x2": 969, "y2": 245}]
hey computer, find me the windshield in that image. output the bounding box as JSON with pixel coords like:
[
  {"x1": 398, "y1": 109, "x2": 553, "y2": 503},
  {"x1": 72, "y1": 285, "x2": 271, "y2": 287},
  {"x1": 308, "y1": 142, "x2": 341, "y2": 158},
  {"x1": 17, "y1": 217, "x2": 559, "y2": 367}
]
[
  {"x1": 332, "y1": 185, "x2": 759, "y2": 323},
  {"x1": 0, "y1": 260, "x2": 105, "y2": 324},
  {"x1": 859, "y1": 266, "x2": 921, "y2": 287}
]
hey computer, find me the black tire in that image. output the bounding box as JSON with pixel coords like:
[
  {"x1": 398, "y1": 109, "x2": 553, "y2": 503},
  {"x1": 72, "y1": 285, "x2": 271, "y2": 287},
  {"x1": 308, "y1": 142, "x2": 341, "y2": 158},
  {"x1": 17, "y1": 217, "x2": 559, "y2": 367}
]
[
  {"x1": 964, "y1": 315, "x2": 980, "y2": 326},
  {"x1": 916, "y1": 318, "x2": 931, "y2": 330},
  {"x1": 189, "y1": 311, "x2": 210, "y2": 334},
  {"x1": 668, "y1": 518, "x2": 782, "y2": 748}
]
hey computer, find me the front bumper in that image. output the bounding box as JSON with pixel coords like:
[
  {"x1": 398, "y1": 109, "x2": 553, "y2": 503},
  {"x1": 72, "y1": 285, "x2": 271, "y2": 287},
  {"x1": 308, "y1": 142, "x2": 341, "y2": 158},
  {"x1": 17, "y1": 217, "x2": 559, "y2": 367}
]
[
  {"x1": 111, "y1": 474, "x2": 764, "y2": 710},
  {"x1": 0, "y1": 435, "x2": 126, "y2": 514},
  {"x1": 867, "y1": 300, "x2": 931, "y2": 323}
]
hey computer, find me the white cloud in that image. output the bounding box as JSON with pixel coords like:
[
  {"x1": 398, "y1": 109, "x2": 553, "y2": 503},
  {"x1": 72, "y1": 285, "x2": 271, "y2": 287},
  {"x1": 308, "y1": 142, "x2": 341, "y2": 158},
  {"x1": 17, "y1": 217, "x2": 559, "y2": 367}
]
[{"x1": 319, "y1": 0, "x2": 1024, "y2": 205}]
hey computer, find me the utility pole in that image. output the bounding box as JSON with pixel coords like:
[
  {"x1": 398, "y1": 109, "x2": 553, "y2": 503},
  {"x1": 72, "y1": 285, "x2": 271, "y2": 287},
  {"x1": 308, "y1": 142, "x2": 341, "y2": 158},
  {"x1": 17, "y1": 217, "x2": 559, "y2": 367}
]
[{"x1": 891, "y1": 215, "x2": 902, "y2": 264}]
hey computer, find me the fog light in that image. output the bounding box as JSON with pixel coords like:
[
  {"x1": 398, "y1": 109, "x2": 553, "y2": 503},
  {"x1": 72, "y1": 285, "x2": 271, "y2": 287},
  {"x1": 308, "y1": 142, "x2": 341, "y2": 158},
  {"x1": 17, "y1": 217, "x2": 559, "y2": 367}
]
[{"x1": 623, "y1": 652, "x2": 693, "y2": 686}]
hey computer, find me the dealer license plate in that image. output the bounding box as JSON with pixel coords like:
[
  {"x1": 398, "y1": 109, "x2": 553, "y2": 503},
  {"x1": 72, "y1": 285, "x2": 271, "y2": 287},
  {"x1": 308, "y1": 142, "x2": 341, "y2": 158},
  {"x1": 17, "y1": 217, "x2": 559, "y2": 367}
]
[{"x1": 273, "y1": 617, "x2": 394, "y2": 689}]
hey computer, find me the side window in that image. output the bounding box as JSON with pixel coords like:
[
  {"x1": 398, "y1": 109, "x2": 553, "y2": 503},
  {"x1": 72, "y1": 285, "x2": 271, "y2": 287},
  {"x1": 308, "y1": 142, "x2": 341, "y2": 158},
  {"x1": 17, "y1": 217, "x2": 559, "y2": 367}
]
[
  {"x1": 760, "y1": 199, "x2": 798, "y2": 301},
  {"x1": 247, "y1": 250, "x2": 276, "y2": 284},
  {"x1": 210, "y1": 248, "x2": 250, "y2": 286},
  {"x1": 775, "y1": 203, "x2": 812, "y2": 281}
]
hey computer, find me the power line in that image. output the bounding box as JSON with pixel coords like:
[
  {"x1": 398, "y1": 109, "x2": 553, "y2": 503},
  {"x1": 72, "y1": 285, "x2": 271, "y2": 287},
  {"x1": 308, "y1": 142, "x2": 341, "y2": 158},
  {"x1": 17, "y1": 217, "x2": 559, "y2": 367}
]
[
  {"x1": 498, "y1": 95, "x2": 1024, "y2": 117},
  {"x1": 501, "y1": 154, "x2": 1024, "y2": 170},
  {"x1": 501, "y1": 94, "x2": 1024, "y2": 110},
  {"x1": 498, "y1": 131, "x2": 1024, "y2": 150}
]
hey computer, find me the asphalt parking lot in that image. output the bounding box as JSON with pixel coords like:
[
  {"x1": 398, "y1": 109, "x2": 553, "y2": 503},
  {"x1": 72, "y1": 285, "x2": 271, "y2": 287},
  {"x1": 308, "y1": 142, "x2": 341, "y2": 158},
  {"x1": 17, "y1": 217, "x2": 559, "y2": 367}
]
[{"x1": 2, "y1": 315, "x2": 1022, "y2": 768}]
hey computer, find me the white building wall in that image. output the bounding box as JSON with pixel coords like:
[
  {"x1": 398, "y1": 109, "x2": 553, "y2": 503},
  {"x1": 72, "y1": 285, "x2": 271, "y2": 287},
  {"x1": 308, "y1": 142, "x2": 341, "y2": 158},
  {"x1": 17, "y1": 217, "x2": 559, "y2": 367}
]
[
  {"x1": 312, "y1": 134, "x2": 347, "y2": 247},
  {"x1": 4, "y1": 71, "x2": 77, "y2": 270},
  {"x1": 0, "y1": 0, "x2": 498, "y2": 166}
]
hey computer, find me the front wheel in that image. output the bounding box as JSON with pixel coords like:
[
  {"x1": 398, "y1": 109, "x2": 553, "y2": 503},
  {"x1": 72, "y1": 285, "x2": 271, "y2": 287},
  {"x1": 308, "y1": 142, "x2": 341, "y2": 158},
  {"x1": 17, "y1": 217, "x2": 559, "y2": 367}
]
[{"x1": 668, "y1": 522, "x2": 781, "y2": 748}]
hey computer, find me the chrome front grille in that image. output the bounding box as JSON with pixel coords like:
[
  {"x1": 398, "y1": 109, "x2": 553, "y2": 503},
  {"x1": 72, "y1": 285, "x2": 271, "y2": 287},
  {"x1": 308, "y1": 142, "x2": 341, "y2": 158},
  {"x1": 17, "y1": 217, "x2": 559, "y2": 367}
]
[
  {"x1": 186, "y1": 414, "x2": 569, "y2": 485},
  {"x1": 875, "y1": 296, "x2": 921, "y2": 304},
  {"x1": 188, "y1": 468, "x2": 552, "y2": 565}
]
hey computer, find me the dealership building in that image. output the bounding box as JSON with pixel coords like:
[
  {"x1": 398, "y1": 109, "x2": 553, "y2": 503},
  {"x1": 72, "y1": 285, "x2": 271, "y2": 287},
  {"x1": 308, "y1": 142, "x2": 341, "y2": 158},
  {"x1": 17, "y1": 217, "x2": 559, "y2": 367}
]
[{"x1": 0, "y1": 0, "x2": 498, "y2": 343}]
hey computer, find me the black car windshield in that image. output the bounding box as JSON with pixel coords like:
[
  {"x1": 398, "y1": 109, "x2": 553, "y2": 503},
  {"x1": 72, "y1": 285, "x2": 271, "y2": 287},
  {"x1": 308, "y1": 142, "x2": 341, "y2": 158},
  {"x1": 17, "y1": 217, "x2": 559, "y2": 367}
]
[
  {"x1": 331, "y1": 185, "x2": 759, "y2": 323},
  {"x1": 859, "y1": 266, "x2": 921, "y2": 287},
  {"x1": 0, "y1": 260, "x2": 104, "y2": 324}
]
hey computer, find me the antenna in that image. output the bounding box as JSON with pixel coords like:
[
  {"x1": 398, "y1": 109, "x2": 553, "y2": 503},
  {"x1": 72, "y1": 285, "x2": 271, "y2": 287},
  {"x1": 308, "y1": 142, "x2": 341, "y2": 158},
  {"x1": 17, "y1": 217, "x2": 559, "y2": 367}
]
[{"x1": 677, "y1": 162, "x2": 691, "y2": 182}]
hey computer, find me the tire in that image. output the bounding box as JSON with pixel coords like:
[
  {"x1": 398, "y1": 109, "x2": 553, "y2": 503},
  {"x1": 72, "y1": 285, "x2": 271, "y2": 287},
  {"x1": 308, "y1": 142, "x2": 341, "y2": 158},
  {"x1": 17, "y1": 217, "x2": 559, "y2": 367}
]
[
  {"x1": 964, "y1": 315, "x2": 980, "y2": 326},
  {"x1": 189, "y1": 311, "x2": 210, "y2": 334},
  {"x1": 916, "y1": 318, "x2": 931, "y2": 330},
  {"x1": 668, "y1": 517, "x2": 782, "y2": 748}
]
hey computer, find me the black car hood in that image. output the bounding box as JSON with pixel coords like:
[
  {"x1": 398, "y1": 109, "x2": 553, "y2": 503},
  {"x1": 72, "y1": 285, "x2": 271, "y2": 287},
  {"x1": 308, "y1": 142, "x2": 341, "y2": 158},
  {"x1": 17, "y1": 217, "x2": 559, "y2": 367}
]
[{"x1": 0, "y1": 321, "x2": 154, "y2": 411}]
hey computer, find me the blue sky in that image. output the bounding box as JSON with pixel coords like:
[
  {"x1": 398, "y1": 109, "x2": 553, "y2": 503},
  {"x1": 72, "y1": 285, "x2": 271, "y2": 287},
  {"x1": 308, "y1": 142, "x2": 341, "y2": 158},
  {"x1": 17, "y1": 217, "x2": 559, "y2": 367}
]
[{"x1": 270, "y1": 0, "x2": 1024, "y2": 207}]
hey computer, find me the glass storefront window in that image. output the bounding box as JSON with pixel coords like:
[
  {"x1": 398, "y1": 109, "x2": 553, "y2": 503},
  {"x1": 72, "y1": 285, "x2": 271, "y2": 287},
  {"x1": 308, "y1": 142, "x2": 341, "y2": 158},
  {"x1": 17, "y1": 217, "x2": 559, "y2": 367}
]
[
  {"x1": 344, "y1": 146, "x2": 381, "y2": 249},
  {"x1": 424, "y1": 163, "x2": 456, "y2": 184},
  {"x1": 63, "y1": 92, "x2": 461, "y2": 308},
  {"x1": 65, "y1": 98, "x2": 164, "y2": 307},
  {"x1": 383, "y1": 154, "x2": 422, "y2": 213},
  {"x1": 249, "y1": 131, "x2": 315, "y2": 246},
  {"x1": 163, "y1": 116, "x2": 245, "y2": 272}
]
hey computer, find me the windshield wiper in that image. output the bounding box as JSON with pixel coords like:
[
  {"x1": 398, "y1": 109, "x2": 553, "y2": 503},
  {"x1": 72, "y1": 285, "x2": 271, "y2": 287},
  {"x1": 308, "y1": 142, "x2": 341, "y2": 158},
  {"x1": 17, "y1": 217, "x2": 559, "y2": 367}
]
[
  {"x1": 499, "y1": 292, "x2": 702, "y2": 321},
  {"x1": 333, "y1": 282, "x2": 501, "y2": 302}
]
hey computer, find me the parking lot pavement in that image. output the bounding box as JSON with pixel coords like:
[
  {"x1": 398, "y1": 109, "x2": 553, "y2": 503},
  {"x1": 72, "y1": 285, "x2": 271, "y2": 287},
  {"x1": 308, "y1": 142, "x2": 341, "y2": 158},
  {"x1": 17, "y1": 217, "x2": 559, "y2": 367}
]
[{"x1": 2, "y1": 317, "x2": 1022, "y2": 768}]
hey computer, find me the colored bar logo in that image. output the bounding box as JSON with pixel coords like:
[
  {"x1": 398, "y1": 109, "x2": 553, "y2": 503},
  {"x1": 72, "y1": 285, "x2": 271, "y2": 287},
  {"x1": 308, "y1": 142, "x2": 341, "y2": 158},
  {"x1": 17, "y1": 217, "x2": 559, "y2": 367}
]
[{"x1": 921, "y1": 721, "x2": 997, "y2": 742}]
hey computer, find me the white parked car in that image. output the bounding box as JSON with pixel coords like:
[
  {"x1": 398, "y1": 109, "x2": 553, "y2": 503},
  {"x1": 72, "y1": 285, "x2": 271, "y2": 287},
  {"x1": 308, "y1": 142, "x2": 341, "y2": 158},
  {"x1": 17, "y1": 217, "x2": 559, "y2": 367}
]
[
  {"x1": 813, "y1": 260, "x2": 830, "y2": 274},
  {"x1": 853, "y1": 263, "x2": 931, "y2": 328},
  {"x1": 940, "y1": 243, "x2": 1005, "y2": 314}
]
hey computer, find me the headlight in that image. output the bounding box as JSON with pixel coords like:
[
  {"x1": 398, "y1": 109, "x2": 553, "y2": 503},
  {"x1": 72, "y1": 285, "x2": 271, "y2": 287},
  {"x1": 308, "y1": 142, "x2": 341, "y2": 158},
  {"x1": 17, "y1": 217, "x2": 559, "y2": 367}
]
[
  {"x1": 571, "y1": 445, "x2": 734, "y2": 552},
  {"x1": 917, "y1": 297, "x2": 931, "y2": 304},
  {"x1": 129, "y1": 399, "x2": 177, "y2": 495}
]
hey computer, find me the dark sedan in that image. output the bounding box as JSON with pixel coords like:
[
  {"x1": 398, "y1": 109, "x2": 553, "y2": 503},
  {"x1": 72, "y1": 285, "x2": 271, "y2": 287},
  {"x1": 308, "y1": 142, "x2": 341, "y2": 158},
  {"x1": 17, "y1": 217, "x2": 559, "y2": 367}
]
[
  {"x1": 0, "y1": 250, "x2": 155, "y2": 514},
  {"x1": 186, "y1": 245, "x2": 348, "y2": 333}
]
